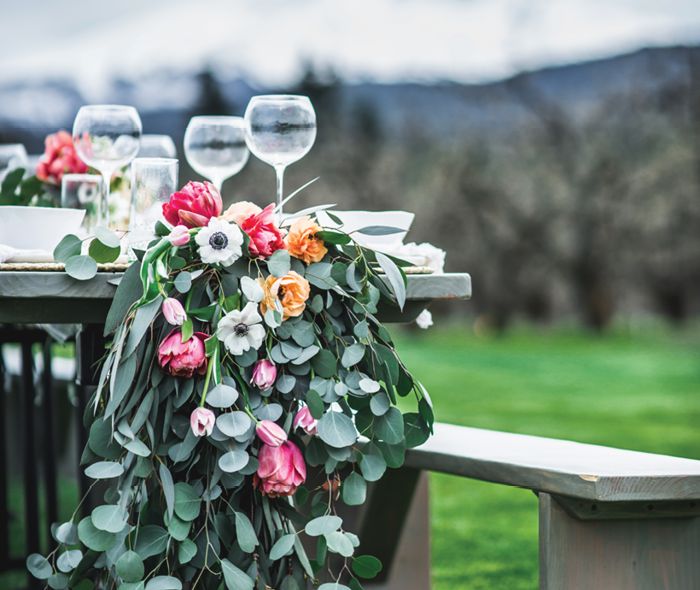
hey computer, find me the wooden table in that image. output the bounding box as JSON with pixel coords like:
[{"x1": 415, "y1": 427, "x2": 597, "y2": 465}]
[{"x1": 0, "y1": 271, "x2": 472, "y2": 323}]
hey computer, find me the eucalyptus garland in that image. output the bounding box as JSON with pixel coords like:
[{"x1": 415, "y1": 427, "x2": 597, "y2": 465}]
[{"x1": 27, "y1": 182, "x2": 434, "y2": 590}]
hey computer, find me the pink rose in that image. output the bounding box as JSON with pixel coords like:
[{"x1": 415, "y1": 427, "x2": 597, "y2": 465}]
[
  {"x1": 162, "y1": 181, "x2": 223, "y2": 228},
  {"x1": 255, "y1": 441, "x2": 306, "y2": 497},
  {"x1": 293, "y1": 406, "x2": 318, "y2": 435},
  {"x1": 162, "y1": 297, "x2": 186, "y2": 326},
  {"x1": 168, "y1": 225, "x2": 190, "y2": 247},
  {"x1": 190, "y1": 407, "x2": 215, "y2": 437},
  {"x1": 239, "y1": 204, "x2": 285, "y2": 258},
  {"x1": 252, "y1": 360, "x2": 277, "y2": 390},
  {"x1": 157, "y1": 330, "x2": 208, "y2": 378},
  {"x1": 256, "y1": 420, "x2": 287, "y2": 447},
  {"x1": 36, "y1": 130, "x2": 88, "y2": 185},
  {"x1": 223, "y1": 201, "x2": 262, "y2": 225}
]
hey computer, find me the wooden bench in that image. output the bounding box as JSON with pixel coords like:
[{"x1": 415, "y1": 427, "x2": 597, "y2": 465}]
[{"x1": 358, "y1": 423, "x2": 700, "y2": 590}]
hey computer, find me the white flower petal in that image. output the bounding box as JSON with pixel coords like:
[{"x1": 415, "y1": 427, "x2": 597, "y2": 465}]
[
  {"x1": 224, "y1": 334, "x2": 246, "y2": 356},
  {"x1": 240, "y1": 276, "x2": 264, "y2": 303},
  {"x1": 246, "y1": 324, "x2": 266, "y2": 350},
  {"x1": 239, "y1": 302, "x2": 262, "y2": 326}
]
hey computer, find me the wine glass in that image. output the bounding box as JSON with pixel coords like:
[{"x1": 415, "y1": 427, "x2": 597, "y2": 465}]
[
  {"x1": 61, "y1": 173, "x2": 102, "y2": 235},
  {"x1": 183, "y1": 116, "x2": 249, "y2": 192},
  {"x1": 0, "y1": 144, "x2": 28, "y2": 181},
  {"x1": 138, "y1": 134, "x2": 177, "y2": 158},
  {"x1": 244, "y1": 95, "x2": 317, "y2": 216},
  {"x1": 72, "y1": 105, "x2": 142, "y2": 228}
]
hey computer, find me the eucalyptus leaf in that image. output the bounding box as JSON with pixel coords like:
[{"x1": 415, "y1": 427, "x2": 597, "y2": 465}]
[
  {"x1": 221, "y1": 558, "x2": 254, "y2": 590},
  {"x1": 26, "y1": 554, "x2": 52, "y2": 579},
  {"x1": 267, "y1": 249, "x2": 291, "y2": 277},
  {"x1": 91, "y1": 505, "x2": 128, "y2": 534},
  {"x1": 234, "y1": 512, "x2": 258, "y2": 553},
  {"x1": 116, "y1": 551, "x2": 144, "y2": 583},
  {"x1": 53, "y1": 234, "x2": 82, "y2": 263},
  {"x1": 145, "y1": 575, "x2": 182, "y2": 590},
  {"x1": 269, "y1": 534, "x2": 296, "y2": 560},
  {"x1": 305, "y1": 515, "x2": 342, "y2": 537},
  {"x1": 206, "y1": 384, "x2": 239, "y2": 408},
  {"x1": 341, "y1": 472, "x2": 367, "y2": 506},
  {"x1": 375, "y1": 252, "x2": 406, "y2": 310},
  {"x1": 84, "y1": 461, "x2": 124, "y2": 480},
  {"x1": 64, "y1": 255, "x2": 98, "y2": 281},
  {"x1": 218, "y1": 450, "x2": 249, "y2": 473},
  {"x1": 317, "y1": 411, "x2": 357, "y2": 448}
]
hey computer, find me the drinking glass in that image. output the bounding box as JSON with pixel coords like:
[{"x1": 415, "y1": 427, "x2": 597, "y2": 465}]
[
  {"x1": 138, "y1": 134, "x2": 177, "y2": 158},
  {"x1": 72, "y1": 105, "x2": 142, "y2": 228},
  {"x1": 183, "y1": 116, "x2": 249, "y2": 192},
  {"x1": 129, "y1": 158, "x2": 178, "y2": 251},
  {"x1": 0, "y1": 144, "x2": 28, "y2": 181},
  {"x1": 61, "y1": 173, "x2": 102, "y2": 236},
  {"x1": 244, "y1": 95, "x2": 316, "y2": 216}
]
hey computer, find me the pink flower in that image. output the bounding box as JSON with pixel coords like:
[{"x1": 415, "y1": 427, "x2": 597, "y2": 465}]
[
  {"x1": 223, "y1": 201, "x2": 262, "y2": 225},
  {"x1": 36, "y1": 130, "x2": 88, "y2": 185},
  {"x1": 255, "y1": 441, "x2": 306, "y2": 497},
  {"x1": 252, "y1": 360, "x2": 277, "y2": 390},
  {"x1": 168, "y1": 225, "x2": 190, "y2": 247},
  {"x1": 190, "y1": 407, "x2": 215, "y2": 437},
  {"x1": 256, "y1": 420, "x2": 287, "y2": 447},
  {"x1": 239, "y1": 204, "x2": 285, "y2": 258},
  {"x1": 162, "y1": 181, "x2": 223, "y2": 228},
  {"x1": 157, "y1": 330, "x2": 208, "y2": 378},
  {"x1": 162, "y1": 298, "x2": 186, "y2": 326},
  {"x1": 293, "y1": 406, "x2": 318, "y2": 435}
]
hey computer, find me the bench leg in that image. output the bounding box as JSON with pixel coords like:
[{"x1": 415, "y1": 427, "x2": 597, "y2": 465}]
[
  {"x1": 539, "y1": 492, "x2": 700, "y2": 590},
  {"x1": 361, "y1": 469, "x2": 431, "y2": 590}
]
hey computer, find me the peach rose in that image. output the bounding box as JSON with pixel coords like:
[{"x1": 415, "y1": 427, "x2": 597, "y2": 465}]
[
  {"x1": 285, "y1": 216, "x2": 328, "y2": 264},
  {"x1": 260, "y1": 271, "x2": 310, "y2": 320},
  {"x1": 222, "y1": 201, "x2": 262, "y2": 225}
]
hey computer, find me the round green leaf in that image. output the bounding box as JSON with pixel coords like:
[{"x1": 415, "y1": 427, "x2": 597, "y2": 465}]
[
  {"x1": 206, "y1": 384, "x2": 238, "y2": 409},
  {"x1": 91, "y1": 505, "x2": 128, "y2": 533},
  {"x1": 84, "y1": 461, "x2": 124, "y2": 479},
  {"x1": 305, "y1": 515, "x2": 342, "y2": 537},
  {"x1": 52, "y1": 521, "x2": 78, "y2": 545},
  {"x1": 48, "y1": 573, "x2": 69, "y2": 589},
  {"x1": 167, "y1": 514, "x2": 191, "y2": 542},
  {"x1": 53, "y1": 234, "x2": 82, "y2": 263},
  {"x1": 65, "y1": 255, "x2": 98, "y2": 281},
  {"x1": 77, "y1": 516, "x2": 118, "y2": 551},
  {"x1": 305, "y1": 389, "x2": 325, "y2": 419},
  {"x1": 95, "y1": 226, "x2": 121, "y2": 248},
  {"x1": 26, "y1": 553, "x2": 52, "y2": 579},
  {"x1": 317, "y1": 411, "x2": 357, "y2": 448},
  {"x1": 269, "y1": 534, "x2": 296, "y2": 560},
  {"x1": 177, "y1": 539, "x2": 197, "y2": 565},
  {"x1": 218, "y1": 450, "x2": 249, "y2": 473},
  {"x1": 352, "y1": 555, "x2": 383, "y2": 579},
  {"x1": 359, "y1": 451, "x2": 387, "y2": 482},
  {"x1": 116, "y1": 551, "x2": 144, "y2": 583},
  {"x1": 174, "y1": 483, "x2": 201, "y2": 522},
  {"x1": 145, "y1": 575, "x2": 182, "y2": 590},
  {"x1": 134, "y1": 525, "x2": 169, "y2": 559},
  {"x1": 341, "y1": 472, "x2": 367, "y2": 506},
  {"x1": 234, "y1": 512, "x2": 258, "y2": 554},
  {"x1": 56, "y1": 549, "x2": 82, "y2": 573},
  {"x1": 325, "y1": 531, "x2": 354, "y2": 557},
  {"x1": 216, "y1": 411, "x2": 251, "y2": 438},
  {"x1": 88, "y1": 238, "x2": 121, "y2": 263},
  {"x1": 374, "y1": 407, "x2": 404, "y2": 444}
]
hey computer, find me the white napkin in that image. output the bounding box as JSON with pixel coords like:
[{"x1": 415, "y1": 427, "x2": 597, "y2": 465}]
[
  {"x1": 0, "y1": 245, "x2": 54, "y2": 263},
  {"x1": 379, "y1": 242, "x2": 446, "y2": 273}
]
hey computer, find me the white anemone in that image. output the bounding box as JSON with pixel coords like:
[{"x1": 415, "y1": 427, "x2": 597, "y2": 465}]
[
  {"x1": 195, "y1": 218, "x2": 244, "y2": 266},
  {"x1": 217, "y1": 302, "x2": 266, "y2": 356}
]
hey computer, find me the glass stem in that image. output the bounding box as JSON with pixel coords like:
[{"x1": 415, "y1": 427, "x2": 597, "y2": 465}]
[
  {"x1": 101, "y1": 169, "x2": 113, "y2": 228},
  {"x1": 275, "y1": 165, "x2": 286, "y2": 220},
  {"x1": 211, "y1": 178, "x2": 223, "y2": 193}
]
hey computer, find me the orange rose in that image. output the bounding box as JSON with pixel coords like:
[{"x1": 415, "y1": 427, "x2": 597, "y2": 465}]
[
  {"x1": 260, "y1": 271, "x2": 310, "y2": 320},
  {"x1": 285, "y1": 216, "x2": 328, "y2": 264}
]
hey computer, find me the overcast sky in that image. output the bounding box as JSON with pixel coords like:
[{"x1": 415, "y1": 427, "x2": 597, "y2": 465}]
[{"x1": 2, "y1": 0, "x2": 700, "y2": 94}]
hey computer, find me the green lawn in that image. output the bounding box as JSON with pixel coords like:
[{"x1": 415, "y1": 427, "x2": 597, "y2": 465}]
[{"x1": 393, "y1": 325, "x2": 700, "y2": 590}]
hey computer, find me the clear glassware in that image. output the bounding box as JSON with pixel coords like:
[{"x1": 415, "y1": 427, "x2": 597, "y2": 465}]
[
  {"x1": 244, "y1": 95, "x2": 317, "y2": 216},
  {"x1": 0, "y1": 143, "x2": 28, "y2": 181},
  {"x1": 138, "y1": 134, "x2": 177, "y2": 158},
  {"x1": 72, "y1": 105, "x2": 142, "y2": 228},
  {"x1": 61, "y1": 173, "x2": 102, "y2": 236},
  {"x1": 183, "y1": 116, "x2": 249, "y2": 192},
  {"x1": 129, "y1": 157, "x2": 178, "y2": 251}
]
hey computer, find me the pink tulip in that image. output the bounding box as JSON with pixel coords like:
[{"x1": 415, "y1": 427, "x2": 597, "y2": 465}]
[
  {"x1": 256, "y1": 420, "x2": 287, "y2": 447},
  {"x1": 168, "y1": 225, "x2": 190, "y2": 247},
  {"x1": 293, "y1": 406, "x2": 318, "y2": 435},
  {"x1": 162, "y1": 181, "x2": 223, "y2": 228},
  {"x1": 162, "y1": 298, "x2": 186, "y2": 326},
  {"x1": 190, "y1": 407, "x2": 215, "y2": 437},
  {"x1": 252, "y1": 360, "x2": 277, "y2": 390},
  {"x1": 255, "y1": 441, "x2": 306, "y2": 497},
  {"x1": 157, "y1": 330, "x2": 207, "y2": 378}
]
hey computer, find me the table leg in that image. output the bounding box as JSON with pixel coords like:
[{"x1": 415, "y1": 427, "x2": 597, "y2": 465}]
[{"x1": 539, "y1": 492, "x2": 700, "y2": 590}]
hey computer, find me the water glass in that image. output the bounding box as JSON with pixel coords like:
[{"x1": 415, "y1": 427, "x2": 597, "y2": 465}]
[
  {"x1": 0, "y1": 144, "x2": 28, "y2": 181},
  {"x1": 138, "y1": 134, "x2": 177, "y2": 158},
  {"x1": 129, "y1": 157, "x2": 178, "y2": 250},
  {"x1": 61, "y1": 174, "x2": 102, "y2": 236}
]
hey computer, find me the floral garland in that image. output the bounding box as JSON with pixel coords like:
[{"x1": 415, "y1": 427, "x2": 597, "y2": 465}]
[{"x1": 27, "y1": 181, "x2": 434, "y2": 590}]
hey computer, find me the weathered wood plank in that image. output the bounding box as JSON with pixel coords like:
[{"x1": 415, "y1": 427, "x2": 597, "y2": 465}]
[
  {"x1": 406, "y1": 424, "x2": 700, "y2": 502},
  {"x1": 0, "y1": 271, "x2": 471, "y2": 323},
  {"x1": 539, "y1": 492, "x2": 700, "y2": 590}
]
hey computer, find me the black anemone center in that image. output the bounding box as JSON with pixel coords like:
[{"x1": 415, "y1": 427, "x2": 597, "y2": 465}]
[
  {"x1": 234, "y1": 323, "x2": 249, "y2": 336},
  {"x1": 209, "y1": 231, "x2": 228, "y2": 250}
]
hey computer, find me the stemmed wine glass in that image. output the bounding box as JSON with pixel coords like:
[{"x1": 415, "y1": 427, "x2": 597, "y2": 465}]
[
  {"x1": 244, "y1": 95, "x2": 317, "y2": 216},
  {"x1": 72, "y1": 105, "x2": 142, "y2": 228},
  {"x1": 183, "y1": 116, "x2": 249, "y2": 192}
]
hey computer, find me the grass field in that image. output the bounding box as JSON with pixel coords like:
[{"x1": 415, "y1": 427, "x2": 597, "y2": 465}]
[
  {"x1": 392, "y1": 325, "x2": 700, "y2": 590},
  {"x1": 3, "y1": 325, "x2": 698, "y2": 589}
]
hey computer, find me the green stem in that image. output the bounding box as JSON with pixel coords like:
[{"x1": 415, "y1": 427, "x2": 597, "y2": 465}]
[{"x1": 199, "y1": 351, "x2": 215, "y2": 407}]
